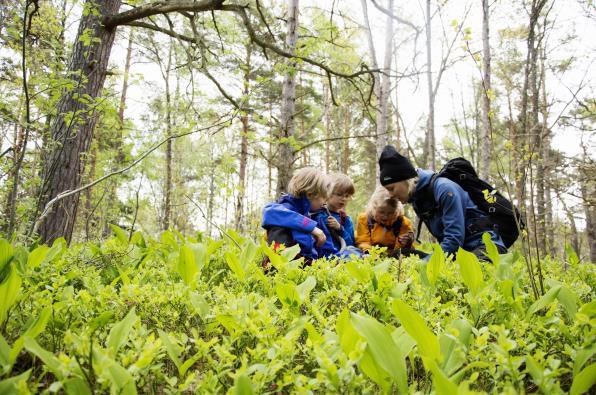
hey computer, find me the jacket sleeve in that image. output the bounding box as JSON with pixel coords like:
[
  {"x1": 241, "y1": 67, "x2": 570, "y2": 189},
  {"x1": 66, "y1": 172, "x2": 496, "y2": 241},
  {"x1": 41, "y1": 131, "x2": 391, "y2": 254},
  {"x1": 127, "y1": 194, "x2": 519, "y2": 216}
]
[
  {"x1": 394, "y1": 216, "x2": 415, "y2": 249},
  {"x1": 434, "y1": 181, "x2": 466, "y2": 254},
  {"x1": 262, "y1": 202, "x2": 317, "y2": 232},
  {"x1": 355, "y1": 213, "x2": 373, "y2": 251},
  {"x1": 341, "y1": 215, "x2": 356, "y2": 246}
]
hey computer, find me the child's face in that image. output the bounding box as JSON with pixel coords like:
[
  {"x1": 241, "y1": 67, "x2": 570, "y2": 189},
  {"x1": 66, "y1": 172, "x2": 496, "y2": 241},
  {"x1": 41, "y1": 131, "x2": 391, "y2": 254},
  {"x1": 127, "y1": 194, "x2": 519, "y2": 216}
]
[
  {"x1": 327, "y1": 191, "x2": 352, "y2": 212},
  {"x1": 308, "y1": 194, "x2": 326, "y2": 211},
  {"x1": 374, "y1": 205, "x2": 397, "y2": 225},
  {"x1": 384, "y1": 181, "x2": 410, "y2": 204}
]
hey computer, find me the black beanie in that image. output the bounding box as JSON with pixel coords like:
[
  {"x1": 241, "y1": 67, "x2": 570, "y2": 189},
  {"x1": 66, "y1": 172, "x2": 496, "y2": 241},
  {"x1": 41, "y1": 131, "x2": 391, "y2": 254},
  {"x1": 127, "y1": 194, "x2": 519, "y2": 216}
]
[{"x1": 378, "y1": 145, "x2": 417, "y2": 185}]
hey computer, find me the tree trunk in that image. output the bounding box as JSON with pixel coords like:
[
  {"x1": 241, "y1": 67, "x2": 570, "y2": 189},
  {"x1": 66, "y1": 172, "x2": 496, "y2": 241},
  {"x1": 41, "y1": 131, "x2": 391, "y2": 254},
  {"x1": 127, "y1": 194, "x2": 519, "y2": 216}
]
[
  {"x1": 479, "y1": 0, "x2": 491, "y2": 180},
  {"x1": 275, "y1": 0, "x2": 299, "y2": 196},
  {"x1": 36, "y1": 0, "x2": 121, "y2": 244},
  {"x1": 324, "y1": 84, "x2": 331, "y2": 173},
  {"x1": 540, "y1": 49, "x2": 555, "y2": 257},
  {"x1": 162, "y1": 42, "x2": 173, "y2": 231},
  {"x1": 103, "y1": 27, "x2": 134, "y2": 237},
  {"x1": 342, "y1": 108, "x2": 350, "y2": 174},
  {"x1": 580, "y1": 162, "x2": 596, "y2": 263},
  {"x1": 235, "y1": 44, "x2": 251, "y2": 231},
  {"x1": 425, "y1": 0, "x2": 436, "y2": 170}
]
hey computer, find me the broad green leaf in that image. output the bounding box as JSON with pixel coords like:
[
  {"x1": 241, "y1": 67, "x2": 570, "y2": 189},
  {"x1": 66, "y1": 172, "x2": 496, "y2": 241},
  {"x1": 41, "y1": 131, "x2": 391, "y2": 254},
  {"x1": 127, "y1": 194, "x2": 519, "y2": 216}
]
[
  {"x1": 570, "y1": 363, "x2": 596, "y2": 395},
  {"x1": 425, "y1": 358, "x2": 458, "y2": 395},
  {"x1": 233, "y1": 373, "x2": 255, "y2": 395},
  {"x1": 93, "y1": 350, "x2": 137, "y2": 395},
  {"x1": 179, "y1": 351, "x2": 202, "y2": 378},
  {"x1": 427, "y1": 244, "x2": 445, "y2": 286},
  {"x1": 158, "y1": 330, "x2": 181, "y2": 370},
  {"x1": 189, "y1": 242, "x2": 207, "y2": 273},
  {"x1": 358, "y1": 347, "x2": 392, "y2": 392},
  {"x1": 63, "y1": 377, "x2": 92, "y2": 395},
  {"x1": 579, "y1": 300, "x2": 596, "y2": 317},
  {"x1": 392, "y1": 299, "x2": 441, "y2": 361},
  {"x1": 178, "y1": 245, "x2": 199, "y2": 286},
  {"x1": 0, "y1": 239, "x2": 14, "y2": 274},
  {"x1": 0, "y1": 264, "x2": 21, "y2": 325},
  {"x1": 565, "y1": 244, "x2": 580, "y2": 265},
  {"x1": 161, "y1": 230, "x2": 179, "y2": 250},
  {"x1": 345, "y1": 260, "x2": 370, "y2": 283},
  {"x1": 556, "y1": 286, "x2": 578, "y2": 319},
  {"x1": 0, "y1": 369, "x2": 31, "y2": 395},
  {"x1": 450, "y1": 319, "x2": 473, "y2": 349},
  {"x1": 526, "y1": 286, "x2": 561, "y2": 318},
  {"x1": 276, "y1": 282, "x2": 300, "y2": 308},
  {"x1": 439, "y1": 333, "x2": 466, "y2": 376},
  {"x1": 350, "y1": 312, "x2": 408, "y2": 394},
  {"x1": 10, "y1": 307, "x2": 53, "y2": 365},
  {"x1": 0, "y1": 334, "x2": 9, "y2": 372},
  {"x1": 109, "y1": 224, "x2": 129, "y2": 245},
  {"x1": 482, "y1": 232, "x2": 500, "y2": 265},
  {"x1": 106, "y1": 308, "x2": 137, "y2": 355},
  {"x1": 11, "y1": 247, "x2": 28, "y2": 275},
  {"x1": 239, "y1": 240, "x2": 260, "y2": 268},
  {"x1": 225, "y1": 251, "x2": 245, "y2": 281},
  {"x1": 456, "y1": 249, "x2": 485, "y2": 295},
  {"x1": 260, "y1": 240, "x2": 286, "y2": 270},
  {"x1": 296, "y1": 276, "x2": 316, "y2": 303},
  {"x1": 189, "y1": 292, "x2": 210, "y2": 319},
  {"x1": 336, "y1": 309, "x2": 361, "y2": 356},
  {"x1": 391, "y1": 326, "x2": 416, "y2": 358},
  {"x1": 525, "y1": 355, "x2": 544, "y2": 387},
  {"x1": 574, "y1": 344, "x2": 596, "y2": 375},
  {"x1": 280, "y1": 244, "x2": 301, "y2": 261},
  {"x1": 23, "y1": 337, "x2": 64, "y2": 380},
  {"x1": 27, "y1": 245, "x2": 49, "y2": 269},
  {"x1": 45, "y1": 238, "x2": 66, "y2": 263}
]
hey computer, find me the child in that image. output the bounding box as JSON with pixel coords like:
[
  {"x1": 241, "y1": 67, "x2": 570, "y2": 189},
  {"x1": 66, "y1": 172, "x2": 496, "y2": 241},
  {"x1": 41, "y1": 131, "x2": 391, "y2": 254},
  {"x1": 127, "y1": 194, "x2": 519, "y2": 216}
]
[
  {"x1": 310, "y1": 173, "x2": 359, "y2": 257},
  {"x1": 355, "y1": 185, "x2": 427, "y2": 258},
  {"x1": 261, "y1": 167, "x2": 328, "y2": 263}
]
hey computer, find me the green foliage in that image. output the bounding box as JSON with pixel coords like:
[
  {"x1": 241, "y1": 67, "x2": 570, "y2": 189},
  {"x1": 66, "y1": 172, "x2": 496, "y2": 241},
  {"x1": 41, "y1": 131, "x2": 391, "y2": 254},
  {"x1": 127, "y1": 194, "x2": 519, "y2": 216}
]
[{"x1": 0, "y1": 234, "x2": 592, "y2": 393}]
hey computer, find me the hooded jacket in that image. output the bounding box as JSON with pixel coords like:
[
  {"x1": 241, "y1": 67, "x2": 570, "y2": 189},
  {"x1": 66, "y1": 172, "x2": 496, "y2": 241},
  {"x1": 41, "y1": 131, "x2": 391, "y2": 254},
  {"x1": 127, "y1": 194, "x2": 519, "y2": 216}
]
[{"x1": 411, "y1": 169, "x2": 506, "y2": 254}]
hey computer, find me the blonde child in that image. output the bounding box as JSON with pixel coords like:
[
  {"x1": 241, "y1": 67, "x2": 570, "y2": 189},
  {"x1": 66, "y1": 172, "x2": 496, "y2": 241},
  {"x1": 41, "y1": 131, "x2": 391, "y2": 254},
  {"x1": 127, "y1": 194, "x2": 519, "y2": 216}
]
[{"x1": 355, "y1": 185, "x2": 427, "y2": 258}]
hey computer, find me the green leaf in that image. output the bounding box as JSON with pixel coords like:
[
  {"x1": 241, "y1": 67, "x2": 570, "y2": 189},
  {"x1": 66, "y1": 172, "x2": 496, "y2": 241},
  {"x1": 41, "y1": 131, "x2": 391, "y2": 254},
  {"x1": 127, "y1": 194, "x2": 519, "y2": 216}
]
[
  {"x1": 574, "y1": 344, "x2": 596, "y2": 376},
  {"x1": 439, "y1": 333, "x2": 466, "y2": 376},
  {"x1": 456, "y1": 249, "x2": 485, "y2": 295},
  {"x1": 179, "y1": 351, "x2": 202, "y2": 378},
  {"x1": 0, "y1": 334, "x2": 10, "y2": 373},
  {"x1": 336, "y1": 309, "x2": 361, "y2": 356},
  {"x1": 427, "y1": 244, "x2": 445, "y2": 286},
  {"x1": 392, "y1": 299, "x2": 441, "y2": 361},
  {"x1": 233, "y1": 373, "x2": 255, "y2": 395},
  {"x1": 106, "y1": 308, "x2": 137, "y2": 355},
  {"x1": 556, "y1": 286, "x2": 578, "y2": 319},
  {"x1": 525, "y1": 355, "x2": 544, "y2": 387},
  {"x1": 189, "y1": 292, "x2": 210, "y2": 320},
  {"x1": 109, "y1": 224, "x2": 129, "y2": 245},
  {"x1": 275, "y1": 282, "x2": 300, "y2": 308},
  {"x1": 27, "y1": 245, "x2": 49, "y2": 269},
  {"x1": 296, "y1": 276, "x2": 316, "y2": 303},
  {"x1": 63, "y1": 377, "x2": 92, "y2": 395},
  {"x1": 350, "y1": 312, "x2": 408, "y2": 394},
  {"x1": 579, "y1": 300, "x2": 596, "y2": 317},
  {"x1": 280, "y1": 244, "x2": 301, "y2": 261},
  {"x1": 570, "y1": 363, "x2": 596, "y2": 395},
  {"x1": 565, "y1": 244, "x2": 580, "y2": 265},
  {"x1": 178, "y1": 245, "x2": 199, "y2": 286},
  {"x1": 0, "y1": 369, "x2": 31, "y2": 395},
  {"x1": 158, "y1": 330, "x2": 182, "y2": 371},
  {"x1": 482, "y1": 232, "x2": 500, "y2": 265},
  {"x1": 225, "y1": 251, "x2": 245, "y2": 282},
  {"x1": 23, "y1": 337, "x2": 64, "y2": 380},
  {"x1": 0, "y1": 264, "x2": 21, "y2": 325},
  {"x1": 425, "y1": 358, "x2": 458, "y2": 395},
  {"x1": 0, "y1": 239, "x2": 14, "y2": 275},
  {"x1": 93, "y1": 350, "x2": 137, "y2": 395},
  {"x1": 239, "y1": 240, "x2": 260, "y2": 268},
  {"x1": 345, "y1": 261, "x2": 370, "y2": 283},
  {"x1": 526, "y1": 286, "x2": 561, "y2": 319}
]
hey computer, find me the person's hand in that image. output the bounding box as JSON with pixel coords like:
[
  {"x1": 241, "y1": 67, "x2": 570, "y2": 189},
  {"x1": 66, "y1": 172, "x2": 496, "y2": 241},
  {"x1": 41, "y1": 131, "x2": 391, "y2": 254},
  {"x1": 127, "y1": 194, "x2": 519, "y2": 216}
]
[
  {"x1": 312, "y1": 227, "x2": 327, "y2": 247},
  {"x1": 398, "y1": 232, "x2": 414, "y2": 246},
  {"x1": 326, "y1": 216, "x2": 341, "y2": 231}
]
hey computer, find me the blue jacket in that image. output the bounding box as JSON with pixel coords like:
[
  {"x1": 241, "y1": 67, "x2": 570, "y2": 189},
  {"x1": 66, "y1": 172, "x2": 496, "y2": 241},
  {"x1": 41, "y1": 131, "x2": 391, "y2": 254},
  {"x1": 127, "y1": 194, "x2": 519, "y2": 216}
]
[
  {"x1": 411, "y1": 169, "x2": 506, "y2": 254},
  {"x1": 261, "y1": 194, "x2": 319, "y2": 259},
  {"x1": 311, "y1": 209, "x2": 356, "y2": 248},
  {"x1": 310, "y1": 209, "x2": 342, "y2": 258}
]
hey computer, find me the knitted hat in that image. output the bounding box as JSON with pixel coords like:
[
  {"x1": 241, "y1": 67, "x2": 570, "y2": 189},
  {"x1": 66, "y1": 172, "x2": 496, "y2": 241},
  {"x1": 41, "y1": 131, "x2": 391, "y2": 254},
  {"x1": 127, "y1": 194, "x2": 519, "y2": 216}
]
[{"x1": 378, "y1": 145, "x2": 417, "y2": 185}]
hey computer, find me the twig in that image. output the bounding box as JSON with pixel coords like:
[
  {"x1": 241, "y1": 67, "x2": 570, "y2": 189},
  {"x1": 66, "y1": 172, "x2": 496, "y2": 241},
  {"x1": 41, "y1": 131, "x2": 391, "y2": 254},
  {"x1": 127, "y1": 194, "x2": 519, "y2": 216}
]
[{"x1": 184, "y1": 194, "x2": 240, "y2": 248}]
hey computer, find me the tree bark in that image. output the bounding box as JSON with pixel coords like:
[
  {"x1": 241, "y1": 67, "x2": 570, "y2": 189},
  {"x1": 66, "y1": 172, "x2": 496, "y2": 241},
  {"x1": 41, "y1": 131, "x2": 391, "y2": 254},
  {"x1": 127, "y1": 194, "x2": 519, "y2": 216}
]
[
  {"x1": 479, "y1": 0, "x2": 491, "y2": 180},
  {"x1": 424, "y1": 0, "x2": 436, "y2": 170},
  {"x1": 275, "y1": 0, "x2": 299, "y2": 196},
  {"x1": 162, "y1": 42, "x2": 173, "y2": 231},
  {"x1": 235, "y1": 44, "x2": 251, "y2": 231},
  {"x1": 580, "y1": 160, "x2": 596, "y2": 263},
  {"x1": 37, "y1": 0, "x2": 122, "y2": 244}
]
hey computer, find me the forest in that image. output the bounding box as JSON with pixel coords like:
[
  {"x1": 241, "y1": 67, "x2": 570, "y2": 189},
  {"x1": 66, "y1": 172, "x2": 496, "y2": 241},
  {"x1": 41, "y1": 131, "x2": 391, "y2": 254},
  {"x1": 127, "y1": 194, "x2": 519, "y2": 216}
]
[{"x1": 0, "y1": 0, "x2": 594, "y2": 393}]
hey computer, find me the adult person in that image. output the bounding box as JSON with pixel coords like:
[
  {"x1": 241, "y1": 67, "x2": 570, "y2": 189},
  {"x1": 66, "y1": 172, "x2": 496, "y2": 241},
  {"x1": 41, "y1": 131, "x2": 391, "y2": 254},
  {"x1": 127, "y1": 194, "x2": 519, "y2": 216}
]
[{"x1": 378, "y1": 145, "x2": 507, "y2": 260}]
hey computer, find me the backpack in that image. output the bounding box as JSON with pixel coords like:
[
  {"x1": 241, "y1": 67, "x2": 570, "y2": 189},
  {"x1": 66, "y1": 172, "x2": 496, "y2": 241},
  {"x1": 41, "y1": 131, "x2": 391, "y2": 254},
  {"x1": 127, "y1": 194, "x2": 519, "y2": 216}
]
[
  {"x1": 414, "y1": 158, "x2": 524, "y2": 248},
  {"x1": 367, "y1": 215, "x2": 404, "y2": 238}
]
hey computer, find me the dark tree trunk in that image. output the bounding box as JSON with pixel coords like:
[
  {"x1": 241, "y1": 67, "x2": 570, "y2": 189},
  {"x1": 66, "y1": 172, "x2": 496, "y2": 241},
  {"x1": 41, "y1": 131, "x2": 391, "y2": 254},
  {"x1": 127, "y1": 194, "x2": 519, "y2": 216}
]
[{"x1": 36, "y1": 0, "x2": 121, "y2": 244}]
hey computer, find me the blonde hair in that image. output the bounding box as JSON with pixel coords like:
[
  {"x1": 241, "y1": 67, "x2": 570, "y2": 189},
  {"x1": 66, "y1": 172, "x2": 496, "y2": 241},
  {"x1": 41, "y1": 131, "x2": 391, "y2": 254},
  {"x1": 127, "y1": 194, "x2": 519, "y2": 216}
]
[
  {"x1": 287, "y1": 167, "x2": 330, "y2": 199},
  {"x1": 366, "y1": 185, "x2": 404, "y2": 217},
  {"x1": 329, "y1": 173, "x2": 355, "y2": 196},
  {"x1": 406, "y1": 177, "x2": 418, "y2": 199}
]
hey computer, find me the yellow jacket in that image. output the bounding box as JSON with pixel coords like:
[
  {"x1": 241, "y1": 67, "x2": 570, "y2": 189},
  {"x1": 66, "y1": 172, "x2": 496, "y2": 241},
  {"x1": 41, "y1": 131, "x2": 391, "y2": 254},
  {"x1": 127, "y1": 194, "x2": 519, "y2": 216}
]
[{"x1": 355, "y1": 212, "x2": 415, "y2": 252}]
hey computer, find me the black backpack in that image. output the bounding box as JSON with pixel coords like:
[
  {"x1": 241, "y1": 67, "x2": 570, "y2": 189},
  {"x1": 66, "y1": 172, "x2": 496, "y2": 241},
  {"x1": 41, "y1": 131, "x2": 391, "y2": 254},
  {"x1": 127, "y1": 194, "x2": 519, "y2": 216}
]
[{"x1": 414, "y1": 158, "x2": 524, "y2": 248}]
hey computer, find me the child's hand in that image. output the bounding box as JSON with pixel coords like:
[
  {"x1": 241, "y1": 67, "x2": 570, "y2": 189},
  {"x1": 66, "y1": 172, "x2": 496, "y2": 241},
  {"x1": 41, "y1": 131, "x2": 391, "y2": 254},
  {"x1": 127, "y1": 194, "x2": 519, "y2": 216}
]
[
  {"x1": 312, "y1": 227, "x2": 327, "y2": 247},
  {"x1": 326, "y1": 216, "x2": 341, "y2": 231},
  {"x1": 398, "y1": 232, "x2": 414, "y2": 247}
]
